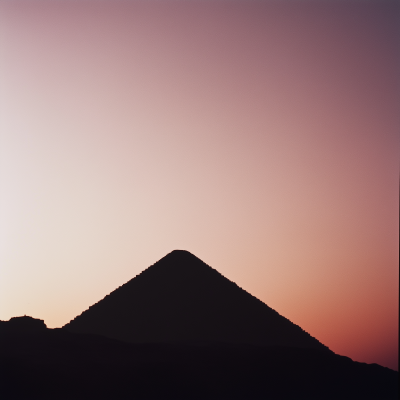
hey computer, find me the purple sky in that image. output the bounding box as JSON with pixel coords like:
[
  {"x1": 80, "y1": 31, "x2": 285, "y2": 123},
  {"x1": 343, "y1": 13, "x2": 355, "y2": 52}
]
[{"x1": 0, "y1": 0, "x2": 399, "y2": 370}]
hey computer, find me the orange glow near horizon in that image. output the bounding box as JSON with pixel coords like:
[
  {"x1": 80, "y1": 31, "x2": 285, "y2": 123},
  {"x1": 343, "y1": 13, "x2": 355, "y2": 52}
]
[{"x1": 0, "y1": 0, "x2": 398, "y2": 370}]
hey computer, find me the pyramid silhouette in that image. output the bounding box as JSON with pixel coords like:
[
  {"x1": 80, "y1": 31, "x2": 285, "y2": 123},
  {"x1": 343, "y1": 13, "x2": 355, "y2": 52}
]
[{"x1": 63, "y1": 250, "x2": 329, "y2": 351}]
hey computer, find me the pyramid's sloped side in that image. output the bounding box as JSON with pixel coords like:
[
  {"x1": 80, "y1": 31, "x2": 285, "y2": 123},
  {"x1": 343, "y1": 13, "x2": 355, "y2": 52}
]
[{"x1": 64, "y1": 250, "x2": 330, "y2": 351}]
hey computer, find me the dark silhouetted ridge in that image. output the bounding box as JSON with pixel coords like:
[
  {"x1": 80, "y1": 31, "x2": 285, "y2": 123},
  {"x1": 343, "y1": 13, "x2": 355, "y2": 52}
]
[
  {"x1": 2, "y1": 254, "x2": 398, "y2": 399},
  {"x1": 63, "y1": 250, "x2": 329, "y2": 351}
]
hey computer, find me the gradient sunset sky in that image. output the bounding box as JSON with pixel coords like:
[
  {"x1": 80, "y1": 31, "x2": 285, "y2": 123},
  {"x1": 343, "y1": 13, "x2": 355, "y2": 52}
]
[{"x1": 0, "y1": 0, "x2": 399, "y2": 370}]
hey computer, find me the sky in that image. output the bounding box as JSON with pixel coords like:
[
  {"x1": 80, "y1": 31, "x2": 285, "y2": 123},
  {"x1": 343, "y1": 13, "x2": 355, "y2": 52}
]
[{"x1": 0, "y1": 0, "x2": 399, "y2": 370}]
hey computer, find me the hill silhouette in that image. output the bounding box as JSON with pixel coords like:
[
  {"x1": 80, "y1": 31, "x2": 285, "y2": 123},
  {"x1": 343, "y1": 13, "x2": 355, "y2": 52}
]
[
  {"x1": 63, "y1": 250, "x2": 329, "y2": 351},
  {"x1": 1, "y1": 250, "x2": 398, "y2": 399}
]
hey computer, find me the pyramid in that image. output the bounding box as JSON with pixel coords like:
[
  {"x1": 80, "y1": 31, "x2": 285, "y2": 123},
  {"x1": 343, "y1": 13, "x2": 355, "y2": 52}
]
[{"x1": 63, "y1": 250, "x2": 330, "y2": 351}]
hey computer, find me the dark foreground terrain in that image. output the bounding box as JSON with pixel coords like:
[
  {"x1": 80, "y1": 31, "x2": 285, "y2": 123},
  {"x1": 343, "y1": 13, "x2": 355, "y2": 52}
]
[
  {"x1": 1, "y1": 251, "x2": 398, "y2": 399},
  {"x1": 1, "y1": 327, "x2": 397, "y2": 400}
]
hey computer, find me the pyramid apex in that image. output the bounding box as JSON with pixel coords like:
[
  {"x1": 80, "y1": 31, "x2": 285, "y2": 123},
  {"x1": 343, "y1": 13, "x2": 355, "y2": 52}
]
[
  {"x1": 164, "y1": 249, "x2": 201, "y2": 261},
  {"x1": 168, "y1": 249, "x2": 194, "y2": 255}
]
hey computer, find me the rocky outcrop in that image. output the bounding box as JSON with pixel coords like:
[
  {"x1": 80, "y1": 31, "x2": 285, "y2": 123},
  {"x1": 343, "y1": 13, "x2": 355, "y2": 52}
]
[{"x1": 0, "y1": 315, "x2": 47, "y2": 334}]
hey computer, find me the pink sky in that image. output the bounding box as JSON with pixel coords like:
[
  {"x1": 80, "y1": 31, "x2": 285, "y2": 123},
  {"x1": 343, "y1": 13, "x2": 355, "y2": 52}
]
[{"x1": 0, "y1": 0, "x2": 398, "y2": 370}]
